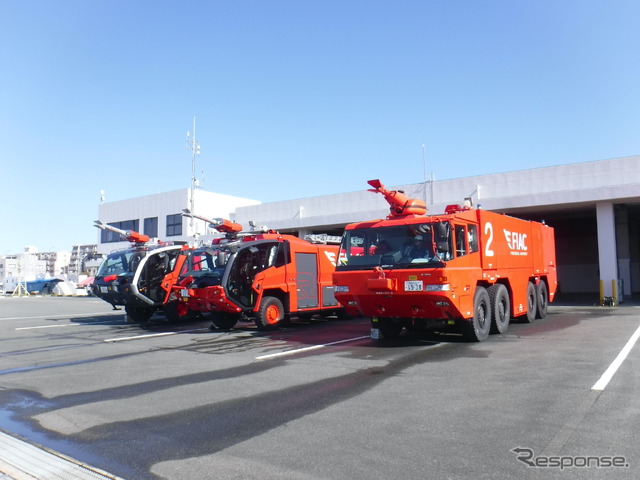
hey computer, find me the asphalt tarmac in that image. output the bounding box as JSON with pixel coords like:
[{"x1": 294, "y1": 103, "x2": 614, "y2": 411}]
[{"x1": 0, "y1": 295, "x2": 638, "y2": 479}]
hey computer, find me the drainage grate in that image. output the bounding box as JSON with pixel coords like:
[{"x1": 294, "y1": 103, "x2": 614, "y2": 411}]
[{"x1": 0, "y1": 431, "x2": 124, "y2": 480}]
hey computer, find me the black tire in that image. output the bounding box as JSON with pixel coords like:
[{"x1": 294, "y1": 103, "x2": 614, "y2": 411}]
[
  {"x1": 535, "y1": 281, "x2": 548, "y2": 319},
  {"x1": 378, "y1": 318, "x2": 403, "y2": 338},
  {"x1": 524, "y1": 281, "x2": 537, "y2": 323},
  {"x1": 163, "y1": 301, "x2": 189, "y2": 322},
  {"x1": 125, "y1": 305, "x2": 155, "y2": 323},
  {"x1": 210, "y1": 312, "x2": 239, "y2": 331},
  {"x1": 462, "y1": 287, "x2": 491, "y2": 342},
  {"x1": 255, "y1": 296, "x2": 285, "y2": 330},
  {"x1": 488, "y1": 283, "x2": 510, "y2": 334}
]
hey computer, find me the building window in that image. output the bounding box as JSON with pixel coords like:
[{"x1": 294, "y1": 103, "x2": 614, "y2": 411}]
[
  {"x1": 166, "y1": 214, "x2": 182, "y2": 237},
  {"x1": 144, "y1": 217, "x2": 158, "y2": 238},
  {"x1": 101, "y1": 220, "x2": 140, "y2": 243}
]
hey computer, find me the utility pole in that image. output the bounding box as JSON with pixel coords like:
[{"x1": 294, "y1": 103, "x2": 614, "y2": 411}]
[{"x1": 186, "y1": 117, "x2": 201, "y2": 240}]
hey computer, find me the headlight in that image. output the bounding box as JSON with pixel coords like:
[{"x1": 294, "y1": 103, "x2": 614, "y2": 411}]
[
  {"x1": 425, "y1": 284, "x2": 450, "y2": 292},
  {"x1": 335, "y1": 285, "x2": 350, "y2": 293}
]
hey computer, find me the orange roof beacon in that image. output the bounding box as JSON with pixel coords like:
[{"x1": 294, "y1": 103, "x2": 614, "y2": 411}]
[{"x1": 333, "y1": 179, "x2": 557, "y2": 342}]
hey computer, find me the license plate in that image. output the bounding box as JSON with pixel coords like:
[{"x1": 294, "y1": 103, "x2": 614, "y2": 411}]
[
  {"x1": 371, "y1": 328, "x2": 381, "y2": 340},
  {"x1": 100, "y1": 286, "x2": 108, "y2": 294},
  {"x1": 181, "y1": 289, "x2": 189, "y2": 297},
  {"x1": 404, "y1": 280, "x2": 423, "y2": 292}
]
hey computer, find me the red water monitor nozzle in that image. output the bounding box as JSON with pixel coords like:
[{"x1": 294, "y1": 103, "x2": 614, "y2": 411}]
[{"x1": 367, "y1": 179, "x2": 427, "y2": 217}]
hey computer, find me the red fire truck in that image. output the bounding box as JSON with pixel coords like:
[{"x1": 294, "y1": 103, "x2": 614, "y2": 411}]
[
  {"x1": 333, "y1": 180, "x2": 557, "y2": 341},
  {"x1": 170, "y1": 212, "x2": 342, "y2": 330}
]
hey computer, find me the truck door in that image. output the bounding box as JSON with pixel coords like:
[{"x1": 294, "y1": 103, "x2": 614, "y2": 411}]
[
  {"x1": 295, "y1": 252, "x2": 319, "y2": 309},
  {"x1": 135, "y1": 248, "x2": 180, "y2": 304},
  {"x1": 450, "y1": 222, "x2": 482, "y2": 317}
]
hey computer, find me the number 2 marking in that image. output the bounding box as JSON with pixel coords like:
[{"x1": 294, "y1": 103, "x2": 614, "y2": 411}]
[{"x1": 484, "y1": 222, "x2": 494, "y2": 257}]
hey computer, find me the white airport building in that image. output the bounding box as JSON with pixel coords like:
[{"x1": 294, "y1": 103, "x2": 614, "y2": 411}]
[{"x1": 96, "y1": 156, "x2": 640, "y2": 302}]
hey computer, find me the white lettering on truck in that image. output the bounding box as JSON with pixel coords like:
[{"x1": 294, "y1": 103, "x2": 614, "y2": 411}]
[
  {"x1": 324, "y1": 250, "x2": 337, "y2": 266},
  {"x1": 484, "y1": 222, "x2": 494, "y2": 256},
  {"x1": 503, "y1": 229, "x2": 528, "y2": 255}
]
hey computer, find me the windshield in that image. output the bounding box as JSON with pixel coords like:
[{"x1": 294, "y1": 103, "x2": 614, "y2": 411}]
[
  {"x1": 180, "y1": 247, "x2": 229, "y2": 286},
  {"x1": 336, "y1": 222, "x2": 452, "y2": 270},
  {"x1": 96, "y1": 249, "x2": 147, "y2": 277}
]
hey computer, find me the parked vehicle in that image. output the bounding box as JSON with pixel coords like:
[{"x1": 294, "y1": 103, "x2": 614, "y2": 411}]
[
  {"x1": 91, "y1": 221, "x2": 188, "y2": 322},
  {"x1": 333, "y1": 180, "x2": 557, "y2": 341},
  {"x1": 171, "y1": 212, "x2": 342, "y2": 330}
]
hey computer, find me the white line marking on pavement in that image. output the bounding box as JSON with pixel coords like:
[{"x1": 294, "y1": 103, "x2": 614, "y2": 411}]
[
  {"x1": 592, "y1": 323, "x2": 640, "y2": 391},
  {"x1": 104, "y1": 328, "x2": 206, "y2": 342},
  {"x1": 16, "y1": 324, "x2": 72, "y2": 330},
  {"x1": 1, "y1": 312, "x2": 123, "y2": 322},
  {"x1": 255, "y1": 335, "x2": 369, "y2": 360},
  {"x1": 16, "y1": 321, "x2": 128, "y2": 331}
]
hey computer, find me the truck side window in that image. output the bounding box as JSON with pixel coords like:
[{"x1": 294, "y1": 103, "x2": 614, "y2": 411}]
[
  {"x1": 434, "y1": 222, "x2": 452, "y2": 260},
  {"x1": 275, "y1": 242, "x2": 289, "y2": 267},
  {"x1": 468, "y1": 224, "x2": 479, "y2": 253},
  {"x1": 455, "y1": 225, "x2": 468, "y2": 257}
]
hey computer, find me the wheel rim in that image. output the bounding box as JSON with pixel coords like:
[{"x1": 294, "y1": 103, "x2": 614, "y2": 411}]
[
  {"x1": 498, "y1": 300, "x2": 506, "y2": 323},
  {"x1": 478, "y1": 302, "x2": 488, "y2": 329},
  {"x1": 176, "y1": 302, "x2": 189, "y2": 317},
  {"x1": 266, "y1": 304, "x2": 280, "y2": 324},
  {"x1": 528, "y1": 291, "x2": 535, "y2": 311}
]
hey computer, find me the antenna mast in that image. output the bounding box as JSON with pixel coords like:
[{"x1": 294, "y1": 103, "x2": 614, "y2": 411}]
[
  {"x1": 186, "y1": 116, "x2": 201, "y2": 239},
  {"x1": 422, "y1": 144, "x2": 427, "y2": 204}
]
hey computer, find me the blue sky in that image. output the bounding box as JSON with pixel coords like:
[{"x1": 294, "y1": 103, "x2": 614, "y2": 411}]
[{"x1": 1, "y1": 0, "x2": 639, "y2": 254}]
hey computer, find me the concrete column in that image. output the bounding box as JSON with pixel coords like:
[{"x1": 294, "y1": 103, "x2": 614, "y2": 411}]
[
  {"x1": 596, "y1": 202, "x2": 618, "y2": 298},
  {"x1": 616, "y1": 206, "x2": 631, "y2": 298}
]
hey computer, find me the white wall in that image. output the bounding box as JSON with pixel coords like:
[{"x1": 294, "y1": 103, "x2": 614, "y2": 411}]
[
  {"x1": 235, "y1": 156, "x2": 640, "y2": 229},
  {"x1": 97, "y1": 188, "x2": 260, "y2": 254}
]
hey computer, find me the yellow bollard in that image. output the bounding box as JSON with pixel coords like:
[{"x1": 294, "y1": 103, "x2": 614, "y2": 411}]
[
  {"x1": 612, "y1": 279, "x2": 618, "y2": 307},
  {"x1": 599, "y1": 279, "x2": 604, "y2": 306}
]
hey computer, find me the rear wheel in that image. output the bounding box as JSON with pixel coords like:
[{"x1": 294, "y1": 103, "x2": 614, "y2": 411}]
[
  {"x1": 462, "y1": 287, "x2": 491, "y2": 342},
  {"x1": 255, "y1": 296, "x2": 285, "y2": 330},
  {"x1": 488, "y1": 283, "x2": 510, "y2": 334},
  {"x1": 524, "y1": 281, "x2": 537, "y2": 323},
  {"x1": 535, "y1": 281, "x2": 548, "y2": 319}
]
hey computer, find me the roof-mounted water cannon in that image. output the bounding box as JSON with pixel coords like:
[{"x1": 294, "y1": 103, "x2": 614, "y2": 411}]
[
  {"x1": 367, "y1": 179, "x2": 427, "y2": 218},
  {"x1": 182, "y1": 209, "x2": 243, "y2": 238},
  {"x1": 94, "y1": 220, "x2": 150, "y2": 244}
]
